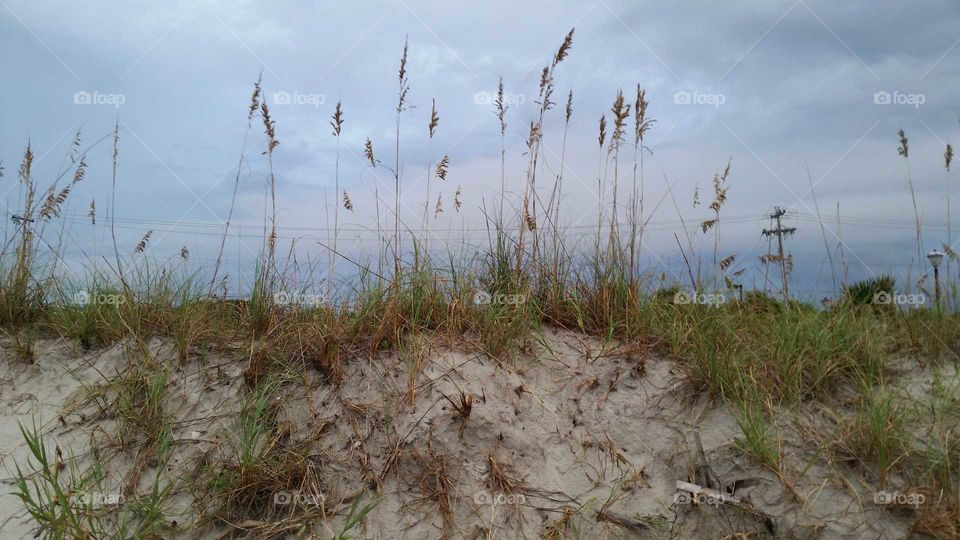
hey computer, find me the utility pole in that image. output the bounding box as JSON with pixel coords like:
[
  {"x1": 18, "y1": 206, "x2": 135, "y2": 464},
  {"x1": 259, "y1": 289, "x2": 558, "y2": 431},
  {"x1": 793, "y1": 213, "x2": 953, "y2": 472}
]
[{"x1": 762, "y1": 207, "x2": 797, "y2": 301}]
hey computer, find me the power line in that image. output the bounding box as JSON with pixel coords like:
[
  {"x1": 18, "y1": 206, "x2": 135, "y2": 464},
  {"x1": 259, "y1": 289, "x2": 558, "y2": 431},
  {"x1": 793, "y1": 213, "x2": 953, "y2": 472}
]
[{"x1": 9, "y1": 209, "x2": 949, "y2": 235}]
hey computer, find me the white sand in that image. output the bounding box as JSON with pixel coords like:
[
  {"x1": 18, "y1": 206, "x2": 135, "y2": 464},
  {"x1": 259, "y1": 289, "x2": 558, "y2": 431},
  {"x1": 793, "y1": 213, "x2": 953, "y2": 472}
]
[{"x1": 1, "y1": 330, "x2": 926, "y2": 538}]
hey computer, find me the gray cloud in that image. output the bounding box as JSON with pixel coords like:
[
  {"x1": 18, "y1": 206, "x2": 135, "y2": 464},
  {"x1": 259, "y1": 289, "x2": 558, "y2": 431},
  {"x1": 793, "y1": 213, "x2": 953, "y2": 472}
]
[{"x1": 1, "y1": 0, "x2": 958, "y2": 297}]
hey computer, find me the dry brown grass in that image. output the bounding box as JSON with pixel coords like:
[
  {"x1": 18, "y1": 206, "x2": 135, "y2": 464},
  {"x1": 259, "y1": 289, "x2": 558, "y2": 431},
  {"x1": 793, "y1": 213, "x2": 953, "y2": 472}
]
[
  {"x1": 540, "y1": 506, "x2": 578, "y2": 540},
  {"x1": 486, "y1": 452, "x2": 525, "y2": 496},
  {"x1": 911, "y1": 499, "x2": 960, "y2": 539},
  {"x1": 409, "y1": 442, "x2": 456, "y2": 535}
]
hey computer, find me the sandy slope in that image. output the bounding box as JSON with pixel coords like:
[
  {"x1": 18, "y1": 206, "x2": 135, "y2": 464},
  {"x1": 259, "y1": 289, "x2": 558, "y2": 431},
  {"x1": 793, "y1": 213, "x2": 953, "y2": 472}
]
[{"x1": 0, "y1": 330, "x2": 930, "y2": 539}]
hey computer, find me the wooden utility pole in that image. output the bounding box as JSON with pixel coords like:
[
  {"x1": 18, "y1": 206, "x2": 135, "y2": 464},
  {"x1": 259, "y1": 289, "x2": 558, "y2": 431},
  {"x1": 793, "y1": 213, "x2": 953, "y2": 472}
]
[{"x1": 762, "y1": 207, "x2": 797, "y2": 301}]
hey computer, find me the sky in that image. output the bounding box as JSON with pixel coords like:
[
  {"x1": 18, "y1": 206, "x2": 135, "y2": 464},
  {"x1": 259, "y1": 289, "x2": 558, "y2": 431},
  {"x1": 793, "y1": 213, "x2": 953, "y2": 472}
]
[{"x1": 1, "y1": 0, "x2": 959, "y2": 300}]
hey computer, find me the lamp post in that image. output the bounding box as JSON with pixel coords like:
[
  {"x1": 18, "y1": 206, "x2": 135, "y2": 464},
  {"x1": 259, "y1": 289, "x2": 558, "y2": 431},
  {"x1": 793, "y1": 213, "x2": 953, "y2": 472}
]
[{"x1": 927, "y1": 249, "x2": 944, "y2": 308}]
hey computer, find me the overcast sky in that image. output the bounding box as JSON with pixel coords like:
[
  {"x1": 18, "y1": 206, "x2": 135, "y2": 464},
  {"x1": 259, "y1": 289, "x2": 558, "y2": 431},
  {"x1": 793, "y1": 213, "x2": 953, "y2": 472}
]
[{"x1": 1, "y1": 0, "x2": 958, "y2": 298}]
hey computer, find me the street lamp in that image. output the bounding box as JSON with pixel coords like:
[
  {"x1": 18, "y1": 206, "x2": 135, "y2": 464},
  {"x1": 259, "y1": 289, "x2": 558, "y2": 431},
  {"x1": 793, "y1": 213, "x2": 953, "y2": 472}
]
[{"x1": 927, "y1": 249, "x2": 944, "y2": 307}]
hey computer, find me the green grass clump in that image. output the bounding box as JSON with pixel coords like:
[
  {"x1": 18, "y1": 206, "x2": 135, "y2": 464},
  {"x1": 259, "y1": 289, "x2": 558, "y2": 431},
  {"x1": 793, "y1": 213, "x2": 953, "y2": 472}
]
[
  {"x1": 12, "y1": 421, "x2": 173, "y2": 539},
  {"x1": 649, "y1": 302, "x2": 888, "y2": 403},
  {"x1": 733, "y1": 401, "x2": 782, "y2": 473},
  {"x1": 849, "y1": 387, "x2": 912, "y2": 486}
]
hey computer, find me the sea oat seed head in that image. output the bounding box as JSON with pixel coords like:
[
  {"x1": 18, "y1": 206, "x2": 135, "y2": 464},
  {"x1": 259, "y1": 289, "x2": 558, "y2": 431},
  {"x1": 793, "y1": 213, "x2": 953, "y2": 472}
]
[
  {"x1": 634, "y1": 85, "x2": 655, "y2": 145},
  {"x1": 364, "y1": 138, "x2": 376, "y2": 166},
  {"x1": 598, "y1": 115, "x2": 607, "y2": 147},
  {"x1": 525, "y1": 213, "x2": 537, "y2": 231},
  {"x1": 719, "y1": 255, "x2": 736, "y2": 270},
  {"x1": 429, "y1": 99, "x2": 439, "y2": 139},
  {"x1": 331, "y1": 101, "x2": 344, "y2": 137},
  {"x1": 73, "y1": 157, "x2": 87, "y2": 184},
  {"x1": 526, "y1": 121, "x2": 540, "y2": 149},
  {"x1": 397, "y1": 36, "x2": 410, "y2": 113},
  {"x1": 134, "y1": 230, "x2": 153, "y2": 254},
  {"x1": 248, "y1": 74, "x2": 263, "y2": 128},
  {"x1": 436, "y1": 154, "x2": 449, "y2": 181},
  {"x1": 495, "y1": 78, "x2": 507, "y2": 135},
  {"x1": 261, "y1": 100, "x2": 279, "y2": 152},
  {"x1": 608, "y1": 90, "x2": 630, "y2": 153},
  {"x1": 553, "y1": 28, "x2": 575, "y2": 67},
  {"x1": 19, "y1": 142, "x2": 34, "y2": 185}
]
